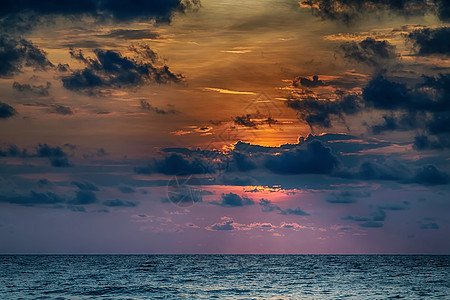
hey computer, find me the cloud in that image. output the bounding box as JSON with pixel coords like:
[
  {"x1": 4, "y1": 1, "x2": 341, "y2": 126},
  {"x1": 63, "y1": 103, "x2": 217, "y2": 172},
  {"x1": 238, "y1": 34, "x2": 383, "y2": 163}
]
[
  {"x1": 293, "y1": 75, "x2": 324, "y2": 88},
  {"x1": 0, "y1": 0, "x2": 199, "y2": 23},
  {"x1": 117, "y1": 185, "x2": 135, "y2": 193},
  {"x1": 0, "y1": 102, "x2": 16, "y2": 119},
  {"x1": 49, "y1": 157, "x2": 71, "y2": 167},
  {"x1": 338, "y1": 38, "x2": 398, "y2": 70},
  {"x1": 264, "y1": 141, "x2": 338, "y2": 175},
  {"x1": 69, "y1": 190, "x2": 97, "y2": 205},
  {"x1": 51, "y1": 105, "x2": 73, "y2": 115},
  {"x1": 71, "y1": 181, "x2": 99, "y2": 191},
  {"x1": 140, "y1": 100, "x2": 177, "y2": 114},
  {"x1": 359, "y1": 221, "x2": 384, "y2": 228},
  {"x1": 259, "y1": 199, "x2": 310, "y2": 216},
  {"x1": 0, "y1": 190, "x2": 65, "y2": 206},
  {"x1": 206, "y1": 217, "x2": 236, "y2": 231},
  {"x1": 232, "y1": 152, "x2": 256, "y2": 172},
  {"x1": 234, "y1": 114, "x2": 257, "y2": 128},
  {"x1": 407, "y1": 27, "x2": 450, "y2": 56},
  {"x1": 12, "y1": 81, "x2": 51, "y2": 96},
  {"x1": 286, "y1": 92, "x2": 361, "y2": 128},
  {"x1": 326, "y1": 190, "x2": 370, "y2": 204},
  {"x1": 62, "y1": 46, "x2": 183, "y2": 91},
  {"x1": 280, "y1": 207, "x2": 310, "y2": 216},
  {"x1": 0, "y1": 36, "x2": 53, "y2": 76},
  {"x1": 98, "y1": 29, "x2": 160, "y2": 40},
  {"x1": 362, "y1": 74, "x2": 450, "y2": 149},
  {"x1": 102, "y1": 199, "x2": 138, "y2": 207},
  {"x1": 212, "y1": 192, "x2": 255, "y2": 207},
  {"x1": 299, "y1": 0, "x2": 447, "y2": 24},
  {"x1": 409, "y1": 165, "x2": 449, "y2": 186},
  {"x1": 155, "y1": 153, "x2": 208, "y2": 175}
]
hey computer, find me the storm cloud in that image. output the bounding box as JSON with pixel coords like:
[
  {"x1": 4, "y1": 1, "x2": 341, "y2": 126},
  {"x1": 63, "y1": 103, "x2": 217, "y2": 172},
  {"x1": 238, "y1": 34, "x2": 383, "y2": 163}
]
[{"x1": 62, "y1": 47, "x2": 183, "y2": 91}]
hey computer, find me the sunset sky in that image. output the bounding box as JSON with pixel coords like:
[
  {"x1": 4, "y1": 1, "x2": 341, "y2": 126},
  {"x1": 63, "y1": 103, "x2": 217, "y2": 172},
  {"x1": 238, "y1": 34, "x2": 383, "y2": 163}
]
[{"x1": 1, "y1": 0, "x2": 449, "y2": 254}]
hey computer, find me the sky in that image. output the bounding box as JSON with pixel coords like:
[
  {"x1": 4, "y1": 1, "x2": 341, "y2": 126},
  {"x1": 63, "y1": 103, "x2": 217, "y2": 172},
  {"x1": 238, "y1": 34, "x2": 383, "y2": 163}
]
[{"x1": 0, "y1": 0, "x2": 449, "y2": 254}]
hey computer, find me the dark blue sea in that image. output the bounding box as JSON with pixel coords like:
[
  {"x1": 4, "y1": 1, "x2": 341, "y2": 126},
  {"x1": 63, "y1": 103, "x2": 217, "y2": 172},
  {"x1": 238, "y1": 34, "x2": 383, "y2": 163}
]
[{"x1": 1, "y1": 255, "x2": 449, "y2": 299}]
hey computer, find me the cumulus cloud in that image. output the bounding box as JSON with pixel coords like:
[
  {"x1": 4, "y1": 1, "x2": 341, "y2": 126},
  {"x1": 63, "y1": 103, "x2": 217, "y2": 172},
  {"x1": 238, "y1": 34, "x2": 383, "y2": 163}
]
[
  {"x1": 62, "y1": 46, "x2": 183, "y2": 91},
  {"x1": 0, "y1": 190, "x2": 65, "y2": 206},
  {"x1": 71, "y1": 181, "x2": 99, "y2": 191},
  {"x1": 140, "y1": 100, "x2": 177, "y2": 114},
  {"x1": 264, "y1": 141, "x2": 338, "y2": 175},
  {"x1": 407, "y1": 27, "x2": 450, "y2": 56},
  {"x1": 0, "y1": 102, "x2": 16, "y2": 119},
  {"x1": 286, "y1": 92, "x2": 361, "y2": 128},
  {"x1": 259, "y1": 199, "x2": 310, "y2": 216},
  {"x1": 102, "y1": 199, "x2": 138, "y2": 207},
  {"x1": 205, "y1": 216, "x2": 236, "y2": 231},
  {"x1": 12, "y1": 81, "x2": 51, "y2": 96},
  {"x1": 326, "y1": 190, "x2": 370, "y2": 204},
  {"x1": 0, "y1": 0, "x2": 200, "y2": 24},
  {"x1": 362, "y1": 74, "x2": 450, "y2": 149},
  {"x1": 293, "y1": 75, "x2": 324, "y2": 88},
  {"x1": 117, "y1": 185, "x2": 135, "y2": 194},
  {"x1": 300, "y1": 0, "x2": 448, "y2": 24},
  {"x1": 0, "y1": 143, "x2": 73, "y2": 167},
  {"x1": 0, "y1": 36, "x2": 53, "y2": 76},
  {"x1": 338, "y1": 38, "x2": 398, "y2": 70},
  {"x1": 212, "y1": 192, "x2": 255, "y2": 207},
  {"x1": 69, "y1": 190, "x2": 97, "y2": 205}
]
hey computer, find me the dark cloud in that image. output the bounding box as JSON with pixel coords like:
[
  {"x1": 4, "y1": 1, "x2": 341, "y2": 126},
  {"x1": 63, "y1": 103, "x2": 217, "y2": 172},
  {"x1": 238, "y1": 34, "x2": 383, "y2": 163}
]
[
  {"x1": 259, "y1": 199, "x2": 310, "y2": 216},
  {"x1": 326, "y1": 190, "x2": 370, "y2": 204},
  {"x1": 413, "y1": 135, "x2": 450, "y2": 150},
  {"x1": 155, "y1": 153, "x2": 208, "y2": 175},
  {"x1": 213, "y1": 192, "x2": 255, "y2": 207},
  {"x1": 102, "y1": 199, "x2": 138, "y2": 207},
  {"x1": 0, "y1": 36, "x2": 53, "y2": 76},
  {"x1": 259, "y1": 198, "x2": 281, "y2": 212},
  {"x1": 409, "y1": 165, "x2": 449, "y2": 186},
  {"x1": 300, "y1": 0, "x2": 448, "y2": 24},
  {"x1": 140, "y1": 100, "x2": 177, "y2": 114},
  {"x1": 207, "y1": 218, "x2": 235, "y2": 231},
  {"x1": 49, "y1": 157, "x2": 71, "y2": 167},
  {"x1": 264, "y1": 141, "x2": 338, "y2": 175},
  {"x1": 51, "y1": 105, "x2": 73, "y2": 115},
  {"x1": 293, "y1": 75, "x2": 324, "y2": 88},
  {"x1": 99, "y1": 29, "x2": 160, "y2": 40},
  {"x1": 37, "y1": 178, "x2": 50, "y2": 187},
  {"x1": 69, "y1": 190, "x2": 97, "y2": 205},
  {"x1": 0, "y1": 102, "x2": 16, "y2": 119},
  {"x1": 407, "y1": 27, "x2": 450, "y2": 56},
  {"x1": 0, "y1": 0, "x2": 199, "y2": 23},
  {"x1": 234, "y1": 114, "x2": 257, "y2": 128},
  {"x1": 338, "y1": 38, "x2": 397, "y2": 70},
  {"x1": 370, "y1": 209, "x2": 386, "y2": 221},
  {"x1": 71, "y1": 181, "x2": 99, "y2": 191},
  {"x1": 62, "y1": 47, "x2": 183, "y2": 91},
  {"x1": 363, "y1": 74, "x2": 450, "y2": 148},
  {"x1": 280, "y1": 207, "x2": 310, "y2": 216},
  {"x1": 0, "y1": 190, "x2": 65, "y2": 206},
  {"x1": 12, "y1": 81, "x2": 51, "y2": 96},
  {"x1": 117, "y1": 185, "x2": 135, "y2": 194},
  {"x1": 359, "y1": 221, "x2": 384, "y2": 228},
  {"x1": 232, "y1": 152, "x2": 256, "y2": 172},
  {"x1": 37, "y1": 144, "x2": 66, "y2": 158},
  {"x1": 286, "y1": 92, "x2": 361, "y2": 128}
]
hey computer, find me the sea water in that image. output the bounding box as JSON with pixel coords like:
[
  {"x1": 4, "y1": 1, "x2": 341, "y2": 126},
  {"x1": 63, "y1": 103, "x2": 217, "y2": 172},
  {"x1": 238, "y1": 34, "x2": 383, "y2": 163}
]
[{"x1": 1, "y1": 255, "x2": 449, "y2": 299}]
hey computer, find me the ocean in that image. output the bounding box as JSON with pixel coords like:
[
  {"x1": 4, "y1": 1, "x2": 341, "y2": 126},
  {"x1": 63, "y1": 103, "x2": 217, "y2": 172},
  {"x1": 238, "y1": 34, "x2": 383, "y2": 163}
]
[{"x1": 1, "y1": 255, "x2": 449, "y2": 299}]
